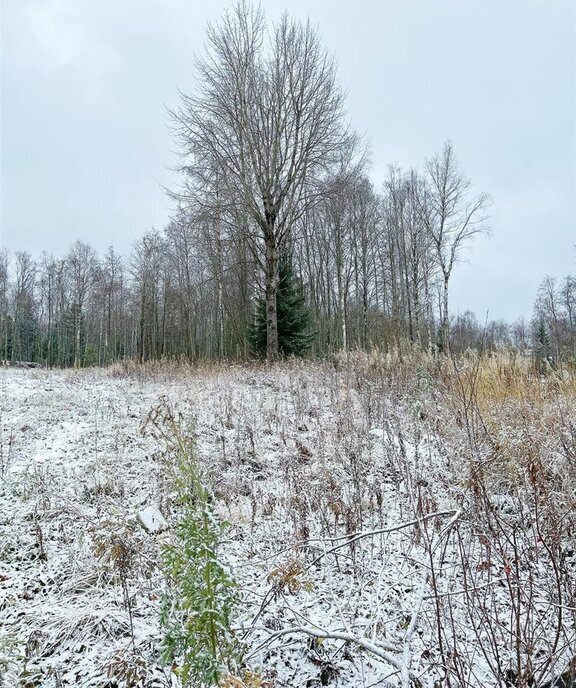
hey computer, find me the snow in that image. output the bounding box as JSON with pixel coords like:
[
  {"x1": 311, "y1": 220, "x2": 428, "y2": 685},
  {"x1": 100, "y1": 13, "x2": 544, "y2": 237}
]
[
  {"x1": 0, "y1": 363, "x2": 574, "y2": 687},
  {"x1": 138, "y1": 506, "x2": 168, "y2": 534}
]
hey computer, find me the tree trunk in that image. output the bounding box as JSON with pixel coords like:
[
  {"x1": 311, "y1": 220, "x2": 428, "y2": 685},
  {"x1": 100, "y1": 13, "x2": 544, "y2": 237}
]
[
  {"x1": 412, "y1": 259, "x2": 421, "y2": 347},
  {"x1": 442, "y1": 275, "x2": 450, "y2": 353},
  {"x1": 74, "y1": 308, "x2": 82, "y2": 368},
  {"x1": 265, "y1": 239, "x2": 279, "y2": 360},
  {"x1": 362, "y1": 278, "x2": 369, "y2": 350},
  {"x1": 47, "y1": 274, "x2": 53, "y2": 368},
  {"x1": 216, "y1": 212, "x2": 225, "y2": 358},
  {"x1": 336, "y1": 222, "x2": 347, "y2": 351},
  {"x1": 139, "y1": 289, "x2": 145, "y2": 364}
]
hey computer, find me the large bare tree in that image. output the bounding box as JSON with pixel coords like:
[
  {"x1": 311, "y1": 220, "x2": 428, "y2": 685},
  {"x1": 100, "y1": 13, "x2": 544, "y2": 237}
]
[
  {"x1": 172, "y1": 1, "x2": 350, "y2": 358},
  {"x1": 419, "y1": 142, "x2": 490, "y2": 352}
]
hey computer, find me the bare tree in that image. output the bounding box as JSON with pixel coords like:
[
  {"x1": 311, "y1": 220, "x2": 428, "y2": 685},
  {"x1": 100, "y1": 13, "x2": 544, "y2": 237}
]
[
  {"x1": 164, "y1": 212, "x2": 198, "y2": 360},
  {"x1": 534, "y1": 275, "x2": 576, "y2": 364},
  {"x1": 172, "y1": 1, "x2": 351, "y2": 358},
  {"x1": 0, "y1": 249, "x2": 9, "y2": 361},
  {"x1": 38, "y1": 253, "x2": 58, "y2": 367},
  {"x1": 12, "y1": 251, "x2": 38, "y2": 362},
  {"x1": 323, "y1": 172, "x2": 355, "y2": 351},
  {"x1": 130, "y1": 231, "x2": 166, "y2": 363},
  {"x1": 420, "y1": 142, "x2": 490, "y2": 352},
  {"x1": 349, "y1": 176, "x2": 381, "y2": 348},
  {"x1": 66, "y1": 241, "x2": 97, "y2": 368},
  {"x1": 96, "y1": 247, "x2": 126, "y2": 364},
  {"x1": 535, "y1": 276, "x2": 562, "y2": 364},
  {"x1": 560, "y1": 275, "x2": 576, "y2": 359}
]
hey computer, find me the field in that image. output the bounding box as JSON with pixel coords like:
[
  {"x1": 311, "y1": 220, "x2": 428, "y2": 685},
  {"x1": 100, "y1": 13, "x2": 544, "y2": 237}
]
[{"x1": 1, "y1": 354, "x2": 575, "y2": 688}]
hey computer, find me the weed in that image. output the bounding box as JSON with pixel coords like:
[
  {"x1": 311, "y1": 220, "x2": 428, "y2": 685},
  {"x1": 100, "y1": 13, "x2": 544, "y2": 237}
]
[{"x1": 145, "y1": 402, "x2": 241, "y2": 687}]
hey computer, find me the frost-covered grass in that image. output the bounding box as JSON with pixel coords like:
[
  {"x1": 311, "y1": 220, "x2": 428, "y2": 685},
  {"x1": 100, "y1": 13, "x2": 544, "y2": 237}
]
[{"x1": 1, "y1": 354, "x2": 575, "y2": 687}]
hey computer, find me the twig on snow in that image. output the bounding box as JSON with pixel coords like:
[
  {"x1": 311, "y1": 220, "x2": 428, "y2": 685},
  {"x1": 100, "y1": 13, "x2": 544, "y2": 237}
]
[
  {"x1": 306, "y1": 509, "x2": 459, "y2": 569},
  {"x1": 245, "y1": 624, "x2": 422, "y2": 686}
]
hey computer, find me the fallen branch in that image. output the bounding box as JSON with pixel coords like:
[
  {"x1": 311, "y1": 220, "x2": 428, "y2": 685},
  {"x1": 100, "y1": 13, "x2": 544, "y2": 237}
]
[
  {"x1": 245, "y1": 624, "x2": 422, "y2": 686},
  {"x1": 307, "y1": 509, "x2": 459, "y2": 568}
]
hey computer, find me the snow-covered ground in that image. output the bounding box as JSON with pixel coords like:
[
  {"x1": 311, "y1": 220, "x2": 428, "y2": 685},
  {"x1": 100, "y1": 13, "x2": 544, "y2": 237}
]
[{"x1": 1, "y1": 362, "x2": 574, "y2": 687}]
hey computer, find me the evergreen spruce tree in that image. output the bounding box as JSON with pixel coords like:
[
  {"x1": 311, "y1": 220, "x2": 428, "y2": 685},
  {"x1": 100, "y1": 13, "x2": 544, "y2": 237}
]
[
  {"x1": 534, "y1": 319, "x2": 554, "y2": 369},
  {"x1": 250, "y1": 254, "x2": 314, "y2": 357}
]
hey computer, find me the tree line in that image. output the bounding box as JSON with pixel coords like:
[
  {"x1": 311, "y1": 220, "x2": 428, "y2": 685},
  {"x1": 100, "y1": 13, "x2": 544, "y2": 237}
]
[
  {"x1": 2, "y1": 3, "x2": 573, "y2": 367},
  {"x1": 1, "y1": 214, "x2": 573, "y2": 368}
]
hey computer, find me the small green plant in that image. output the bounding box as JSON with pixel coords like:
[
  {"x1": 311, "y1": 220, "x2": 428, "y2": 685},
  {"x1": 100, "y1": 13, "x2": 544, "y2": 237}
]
[{"x1": 145, "y1": 403, "x2": 241, "y2": 687}]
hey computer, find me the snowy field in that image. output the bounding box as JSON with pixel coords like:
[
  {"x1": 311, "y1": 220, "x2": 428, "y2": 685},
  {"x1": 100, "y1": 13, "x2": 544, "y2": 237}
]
[{"x1": 1, "y1": 359, "x2": 575, "y2": 688}]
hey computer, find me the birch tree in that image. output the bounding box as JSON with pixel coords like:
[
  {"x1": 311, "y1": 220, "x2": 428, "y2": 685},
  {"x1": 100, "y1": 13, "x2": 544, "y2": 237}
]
[
  {"x1": 66, "y1": 241, "x2": 97, "y2": 368},
  {"x1": 420, "y1": 142, "x2": 490, "y2": 352}
]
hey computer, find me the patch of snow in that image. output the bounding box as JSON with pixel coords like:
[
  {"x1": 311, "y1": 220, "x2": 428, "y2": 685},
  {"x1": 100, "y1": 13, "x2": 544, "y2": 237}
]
[{"x1": 138, "y1": 505, "x2": 168, "y2": 534}]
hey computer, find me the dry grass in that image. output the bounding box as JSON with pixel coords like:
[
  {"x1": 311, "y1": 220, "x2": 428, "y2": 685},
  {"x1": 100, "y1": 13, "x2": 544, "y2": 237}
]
[
  {"x1": 4, "y1": 354, "x2": 575, "y2": 686},
  {"x1": 441, "y1": 352, "x2": 576, "y2": 486},
  {"x1": 329, "y1": 348, "x2": 576, "y2": 494},
  {"x1": 451, "y1": 350, "x2": 576, "y2": 408}
]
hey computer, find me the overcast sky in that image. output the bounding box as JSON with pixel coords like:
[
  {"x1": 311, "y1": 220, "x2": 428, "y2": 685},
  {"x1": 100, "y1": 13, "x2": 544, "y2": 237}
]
[{"x1": 1, "y1": 0, "x2": 575, "y2": 322}]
